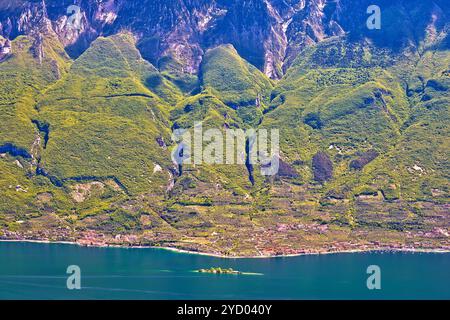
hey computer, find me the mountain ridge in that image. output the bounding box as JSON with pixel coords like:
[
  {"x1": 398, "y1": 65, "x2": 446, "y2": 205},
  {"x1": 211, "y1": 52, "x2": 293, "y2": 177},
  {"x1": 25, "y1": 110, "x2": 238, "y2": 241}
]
[
  {"x1": 1, "y1": 0, "x2": 448, "y2": 79},
  {"x1": 0, "y1": 0, "x2": 449, "y2": 256}
]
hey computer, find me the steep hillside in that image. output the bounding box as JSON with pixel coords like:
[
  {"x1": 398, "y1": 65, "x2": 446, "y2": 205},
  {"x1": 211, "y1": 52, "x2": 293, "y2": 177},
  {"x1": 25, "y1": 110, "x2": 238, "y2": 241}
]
[
  {"x1": 0, "y1": 31, "x2": 70, "y2": 149},
  {"x1": 264, "y1": 34, "x2": 449, "y2": 199},
  {"x1": 0, "y1": 0, "x2": 449, "y2": 256},
  {"x1": 200, "y1": 44, "x2": 274, "y2": 125},
  {"x1": 2, "y1": 0, "x2": 447, "y2": 80}
]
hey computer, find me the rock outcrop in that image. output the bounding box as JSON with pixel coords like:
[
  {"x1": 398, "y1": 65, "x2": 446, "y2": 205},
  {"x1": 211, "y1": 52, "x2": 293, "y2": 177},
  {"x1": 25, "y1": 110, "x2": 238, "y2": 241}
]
[
  {"x1": 0, "y1": 0, "x2": 350, "y2": 77},
  {"x1": 0, "y1": 36, "x2": 11, "y2": 60},
  {"x1": 0, "y1": 0, "x2": 448, "y2": 76}
]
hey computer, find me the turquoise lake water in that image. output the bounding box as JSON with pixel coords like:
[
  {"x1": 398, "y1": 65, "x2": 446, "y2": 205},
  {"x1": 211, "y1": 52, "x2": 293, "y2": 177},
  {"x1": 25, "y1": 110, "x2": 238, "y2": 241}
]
[{"x1": 0, "y1": 242, "x2": 449, "y2": 299}]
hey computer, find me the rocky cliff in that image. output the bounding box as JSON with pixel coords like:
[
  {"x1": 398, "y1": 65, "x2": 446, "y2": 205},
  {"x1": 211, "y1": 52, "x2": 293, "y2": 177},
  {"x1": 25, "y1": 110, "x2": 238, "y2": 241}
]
[{"x1": 1, "y1": 0, "x2": 447, "y2": 79}]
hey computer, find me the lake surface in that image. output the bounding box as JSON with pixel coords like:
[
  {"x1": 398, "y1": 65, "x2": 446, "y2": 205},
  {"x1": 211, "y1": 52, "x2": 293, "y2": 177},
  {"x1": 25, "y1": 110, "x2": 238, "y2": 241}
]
[{"x1": 0, "y1": 242, "x2": 449, "y2": 299}]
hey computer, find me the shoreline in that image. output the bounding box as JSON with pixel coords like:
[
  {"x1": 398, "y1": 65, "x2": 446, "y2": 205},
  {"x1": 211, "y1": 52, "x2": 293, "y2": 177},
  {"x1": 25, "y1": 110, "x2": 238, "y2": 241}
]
[{"x1": 1, "y1": 239, "x2": 450, "y2": 259}]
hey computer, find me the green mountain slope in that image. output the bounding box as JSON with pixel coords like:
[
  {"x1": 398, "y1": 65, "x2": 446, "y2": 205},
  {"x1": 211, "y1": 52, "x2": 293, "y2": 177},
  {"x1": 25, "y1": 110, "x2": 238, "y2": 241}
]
[
  {"x1": 0, "y1": 33, "x2": 70, "y2": 150},
  {"x1": 201, "y1": 45, "x2": 274, "y2": 125},
  {"x1": 263, "y1": 36, "x2": 449, "y2": 204},
  {"x1": 34, "y1": 33, "x2": 178, "y2": 195},
  {"x1": 0, "y1": 28, "x2": 448, "y2": 256}
]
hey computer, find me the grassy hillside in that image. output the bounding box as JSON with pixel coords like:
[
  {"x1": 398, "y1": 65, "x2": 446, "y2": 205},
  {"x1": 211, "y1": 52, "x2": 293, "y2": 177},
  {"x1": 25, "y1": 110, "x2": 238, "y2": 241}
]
[
  {"x1": 263, "y1": 36, "x2": 449, "y2": 204},
  {"x1": 35, "y1": 33, "x2": 180, "y2": 195},
  {"x1": 0, "y1": 33, "x2": 70, "y2": 149},
  {"x1": 0, "y1": 29, "x2": 448, "y2": 256},
  {"x1": 200, "y1": 44, "x2": 274, "y2": 126}
]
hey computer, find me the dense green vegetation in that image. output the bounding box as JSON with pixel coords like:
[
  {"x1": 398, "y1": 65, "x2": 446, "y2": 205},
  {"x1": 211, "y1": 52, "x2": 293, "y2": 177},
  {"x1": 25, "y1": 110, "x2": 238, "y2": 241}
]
[
  {"x1": 201, "y1": 45, "x2": 274, "y2": 126},
  {"x1": 34, "y1": 33, "x2": 177, "y2": 195},
  {"x1": 0, "y1": 29, "x2": 448, "y2": 254},
  {"x1": 263, "y1": 36, "x2": 449, "y2": 203},
  {"x1": 0, "y1": 34, "x2": 70, "y2": 149}
]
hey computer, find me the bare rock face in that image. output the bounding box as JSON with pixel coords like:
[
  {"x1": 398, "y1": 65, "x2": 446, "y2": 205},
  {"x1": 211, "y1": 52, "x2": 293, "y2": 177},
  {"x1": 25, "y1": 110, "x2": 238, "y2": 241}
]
[
  {"x1": 202, "y1": 0, "x2": 345, "y2": 78},
  {"x1": 49, "y1": 0, "x2": 118, "y2": 57},
  {"x1": 0, "y1": 36, "x2": 11, "y2": 61},
  {"x1": 0, "y1": 0, "x2": 346, "y2": 76},
  {"x1": 111, "y1": 0, "x2": 220, "y2": 74},
  {"x1": 0, "y1": 0, "x2": 448, "y2": 76},
  {"x1": 282, "y1": 0, "x2": 346, "y2": 69},
  {"x1": 0, "y1": 0, "x2": 116, "y2": 58},
  {"x1": 0, "y1": 1, "x2": 52, "y2": 63}
]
